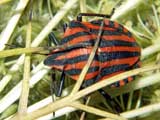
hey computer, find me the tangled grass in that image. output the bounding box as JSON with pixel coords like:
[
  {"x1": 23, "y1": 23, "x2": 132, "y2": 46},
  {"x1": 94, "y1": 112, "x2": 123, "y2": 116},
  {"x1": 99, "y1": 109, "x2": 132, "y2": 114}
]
[{"x1": 0, "y1": 0, "x2": 160, "y2": 120}]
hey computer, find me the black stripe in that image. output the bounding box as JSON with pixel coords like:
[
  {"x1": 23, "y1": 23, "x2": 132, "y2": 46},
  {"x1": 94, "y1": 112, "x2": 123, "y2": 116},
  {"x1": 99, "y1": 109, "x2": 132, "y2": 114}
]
[
  {"x1": 109, "y1": 21, "x2": 115, "y2": 28},
  {"x1": 52, "y1": 54, "x2": 91, "y2": 65},
  {"x1": 69, "y1": 20, "x2": 89, "y2": 30},
  {"x1": 100, "y1": 64, "x2": 129, "y2": 78},
  {"x1": 111, "y1": 82, "x2": 120, "y2": 87},
  {"x1": 89, "y1": 20, "x2": 115, "y2": 28},
  {"x1": 89, "y1": 29, "x2": 122, "y2": 35},
  {"x1": 44, "y1": 55, "x2": 66, "y2": 66},
  {"x1": 65, "y1": 66, "x2": 99, "y2": 75},
  {"x1": 77, "y1": 39, "x2": 139, "y2": 47},
  {"x1": 98, "y1": 51, "x2": 140, "y2": 62},
  {"x1": 61, "y1": 32, "x2": 90, "y2": 44},
  {"x1": 82, "y1": 75, "x2": 98, "y2": 87},
  {"x1": 123, "y1": 78, "x2": 129, "y2": 84},
  {"x1": 45, "y1": 51, "x2": 140, "y2": 66}
]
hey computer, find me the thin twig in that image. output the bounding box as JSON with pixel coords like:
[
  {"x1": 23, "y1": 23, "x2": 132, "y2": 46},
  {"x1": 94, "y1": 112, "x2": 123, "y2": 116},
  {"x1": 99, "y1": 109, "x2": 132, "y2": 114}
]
[
  {"x1": 121, "y1": 102, "x2": 160, "y2": 118},
  {"x1": 80, "y1": 0, "x2": 87, "y2": 21},
  {"x1": 80, "y1": 97, "x2": 91, "y2": 120},
  {"x1": 70, "y1": 102, "x2": 126, "y2": 120},
  {"x1": 111, "y1": 0, "x2": 144, "y2": 20},
  {"x1": 126, "y1": 91, "x2": 133, "y2": 110},
  {"x1": 0, "y1": 0, "x2": 11, "y2": 5},
  {"x1": 18, "y1": 17, "x2": 32, "y2": 118},
  {"x1": 137, "y1": 13, "x2": 154, "y2": 37}
]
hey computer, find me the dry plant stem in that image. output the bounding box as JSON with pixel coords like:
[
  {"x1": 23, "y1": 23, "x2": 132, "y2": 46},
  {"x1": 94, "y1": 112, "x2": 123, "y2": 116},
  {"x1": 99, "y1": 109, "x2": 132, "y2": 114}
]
[
  {"x1": 18, "y1": 21, "x2": 31, "y2": 118},
  {"x1": 0, "y1": 0, "x2": 30, "y2": 50},
  {"x1": 98, "y1": 118, "x2": 118, "y2": 120},
  {"x1": 80, "y1": 0, "x2": 87, "y2": 21},
  {"x1": 141, "y1": 44, "x2": 160, "y2": 60},
  {"x1": 15, "y1": 65, "x2": 160, "y2": 120},
  {"x1": 126, "y1": 91, "x2": 133, "y2": 110},
  {"x1": 70, "y1": 20, "x2": 105, "y2": 95},
  {"x1": 70, "y1": 102, "x2": 126, "y2": 120},
  {"x1": 152, "y1": 5, "x2": 160, "y2": 27},
  {"x1": 137, "y1": 13, "x2": 154, "y2": 37},
  {"x1": 0, "y1": 0, "x2": 11, "y2": 5},
  {"x1": 121, "y1": 102, "x2": 160, "y2": 118},
  {"x1": 0, "y1": 54, "x2": 25, "y2": 94},
  {"x1": 0, "y1": 47, "x2": 44, "y2": 58},
  {"x1": 120, "y1": 95, "x2": 125, "y2": 111},
  {"x1": 31, "y1": 0, "x2": 78, "y2": 47},
  {"x1": 107, "y1": 72, "x2": 160, "y2": 97},
  {"x1": 80, "y1": 97, "x2": 91, "y2": 120},
  {"x1": 47, "y1": 0, "x2": 53, "y2": 18},
  {"x1": 97, "y1": 118, "x2": 118, "y2": 120},
  {"x1": 111, "y1": 0, "x2": 143, "y2": 20},
  {"x1": 135, "y1": 89, "x2": 142, "y2": 109}
]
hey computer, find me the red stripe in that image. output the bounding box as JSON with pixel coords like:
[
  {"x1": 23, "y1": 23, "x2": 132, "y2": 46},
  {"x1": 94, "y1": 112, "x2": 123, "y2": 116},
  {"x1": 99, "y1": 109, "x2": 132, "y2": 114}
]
[
  {"x1": 113, "y1": 22, "x2": 119, "y2": 29},
  {"x1": 55, "y1": 48, "x2": 92, "y2": 60},
  {"x1": 99, "y1": 46, "x2": 141, "y2": 52},
  {"x1": 128, "y1": 76, "x2": 133, "y2": 82},
  {"x1": 119, "y1": 80, "x2": 125, "y2": 86},
  {"x1": 68, "y1": 35, "x2": 93, "y2": 45},
  {"x1": 101, "y1": 35, "x2": 135, "y2": 42},
  {"x1": 70, "y1": 71, "x2": 99, "y2": 80},
  {"x1": 65, "y1": 60, "x2": 99, "y2": 70},
  {"x1": 63, "y1": 27, "x2": 88, "y2": 37},
  {"x1": 50, "y1": 64, "x2": 63, "y2": 71}
]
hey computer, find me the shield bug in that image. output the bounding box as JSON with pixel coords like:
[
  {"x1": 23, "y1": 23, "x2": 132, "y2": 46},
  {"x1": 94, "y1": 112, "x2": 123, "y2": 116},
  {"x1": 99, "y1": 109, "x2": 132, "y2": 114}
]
[{"x1": 44, "y1": 12, "x2": 141, "y2": 98}]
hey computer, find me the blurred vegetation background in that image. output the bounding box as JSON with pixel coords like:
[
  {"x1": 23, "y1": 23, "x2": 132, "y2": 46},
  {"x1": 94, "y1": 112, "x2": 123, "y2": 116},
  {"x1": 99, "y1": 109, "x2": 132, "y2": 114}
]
[{"x1": 0, "y1": 0, "x2": 160, "y2": 120}]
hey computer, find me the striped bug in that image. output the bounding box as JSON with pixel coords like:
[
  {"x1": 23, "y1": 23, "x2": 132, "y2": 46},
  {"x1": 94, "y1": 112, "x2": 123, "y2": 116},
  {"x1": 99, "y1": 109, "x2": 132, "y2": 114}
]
[{"x1": 44, "y1": 12, "x2": 141, "y2": 103}]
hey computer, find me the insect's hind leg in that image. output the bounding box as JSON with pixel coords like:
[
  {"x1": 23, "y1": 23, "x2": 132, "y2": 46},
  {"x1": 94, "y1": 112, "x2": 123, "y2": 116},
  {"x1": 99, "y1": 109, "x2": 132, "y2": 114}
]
[
  {"x1": 50, "y1": 70, "x2": 65, "y2": 97},
  {"x1": 98, "y1": 88, "x2": 122, "y2": 113},
  {"x1": 56, "y1": 70, "x2": 65, "y2": 97}
]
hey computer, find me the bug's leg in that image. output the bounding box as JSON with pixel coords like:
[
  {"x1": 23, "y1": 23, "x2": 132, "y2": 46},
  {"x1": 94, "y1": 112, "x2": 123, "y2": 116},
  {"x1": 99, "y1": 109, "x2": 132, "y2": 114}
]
[
  {"x1": 50, "y1": 70, "x2": 65, "y2": 97},
  {"x1": 77, "y1": 8, "x2": 115, "y2": 21},
  {"x1": 63, "y1": 23, "x2": 68, "y2": 33},
  {"x1": 56, "y1": 70, "x2": 65, "y2": 97},
  {"x1": 50, "y1": 71, "x2": 56, "y2": 99},
  {"x1": 48, "y1": 32, "x2": 59, "y2": 46},
  {"x1": 98, "y1": 89, "x2": 122, "y2": 113}
]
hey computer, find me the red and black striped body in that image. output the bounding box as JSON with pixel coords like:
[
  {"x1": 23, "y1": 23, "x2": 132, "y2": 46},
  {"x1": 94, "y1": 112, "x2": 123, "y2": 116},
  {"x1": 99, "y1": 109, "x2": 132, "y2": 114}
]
[{"x1": 44, "y1": 19, "x2": 141, "y2": 87}]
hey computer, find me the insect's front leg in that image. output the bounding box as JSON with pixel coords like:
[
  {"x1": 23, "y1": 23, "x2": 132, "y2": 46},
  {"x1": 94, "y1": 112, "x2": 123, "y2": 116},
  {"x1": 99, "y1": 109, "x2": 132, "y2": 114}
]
[
  {"x1": 63, "y1": 23, "x2": 68, "y2": 33},
  {"x1": 48, "y1": 32, "x2": 59, "y2": 46}
]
